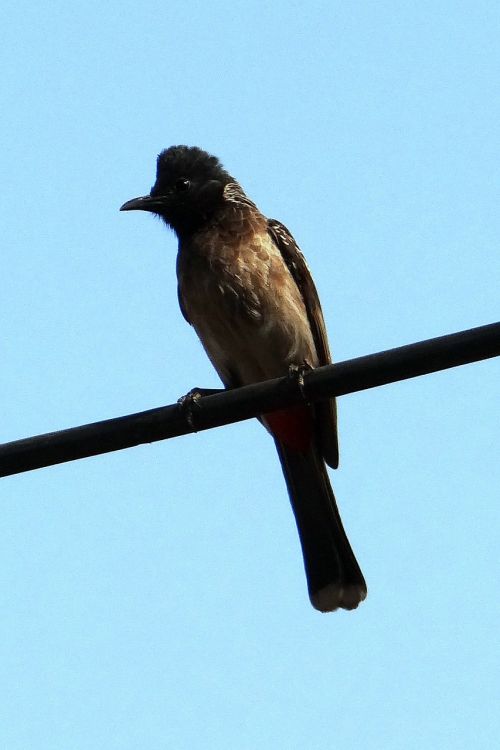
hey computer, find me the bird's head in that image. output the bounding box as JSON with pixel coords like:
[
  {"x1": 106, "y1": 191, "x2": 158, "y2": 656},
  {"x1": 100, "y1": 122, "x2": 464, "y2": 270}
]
[{"x1": 120, "y1": 145, "x2": 233, "y2": 235}]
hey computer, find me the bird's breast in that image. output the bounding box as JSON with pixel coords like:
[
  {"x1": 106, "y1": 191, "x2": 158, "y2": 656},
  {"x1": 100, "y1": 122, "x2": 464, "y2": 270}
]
[{"x1": 176, "y1": 223, "x2": 318, "y2": 384}]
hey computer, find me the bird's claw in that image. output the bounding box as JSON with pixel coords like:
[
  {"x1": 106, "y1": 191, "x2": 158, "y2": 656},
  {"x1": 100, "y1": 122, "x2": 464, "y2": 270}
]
[
  {"x1": 287, "y1": 362, "x2": 312, "y2": 403},
  {"x1": 177, "y1": 389, "x2": 202, "y2": 430},
  {"x1": 177, "y1": 387, "x2": 222, "y2": 430}
]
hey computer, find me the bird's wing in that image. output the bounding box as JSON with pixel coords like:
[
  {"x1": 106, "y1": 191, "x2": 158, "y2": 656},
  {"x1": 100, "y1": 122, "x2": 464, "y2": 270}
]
[{"x1": 267, "y1": 218, "x2": 339, "y2": 469}]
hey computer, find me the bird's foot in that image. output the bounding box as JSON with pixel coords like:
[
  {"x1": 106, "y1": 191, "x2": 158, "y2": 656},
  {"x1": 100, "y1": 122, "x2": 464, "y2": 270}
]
[
  {"x1": 177, "y1": 387, "x2": 222, "y2": 430},
  {"x1": 287, "y1": 362, "x2": 312, "y2": 403}
]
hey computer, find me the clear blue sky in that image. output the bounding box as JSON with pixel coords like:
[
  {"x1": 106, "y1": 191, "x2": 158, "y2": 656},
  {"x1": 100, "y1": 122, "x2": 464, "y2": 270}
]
[{"x1": 1, "y1": 2, "x2": 498, "y2": 748}]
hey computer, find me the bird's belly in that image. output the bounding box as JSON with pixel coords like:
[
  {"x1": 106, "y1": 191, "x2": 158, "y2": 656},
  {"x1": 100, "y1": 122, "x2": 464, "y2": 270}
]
[{"x1": 179, "y1": 239, "x2": 318, "y2": 387}]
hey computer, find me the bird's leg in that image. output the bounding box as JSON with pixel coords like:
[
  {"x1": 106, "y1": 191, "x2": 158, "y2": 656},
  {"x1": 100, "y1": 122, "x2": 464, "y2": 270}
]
[{"x1": 177, "y1": 387, "x2": 223, "y2": 430}]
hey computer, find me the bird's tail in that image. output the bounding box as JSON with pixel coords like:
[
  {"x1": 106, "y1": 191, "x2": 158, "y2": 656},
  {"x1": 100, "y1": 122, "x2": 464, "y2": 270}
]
[{"x1": 275, "y1": 440, "x2": 367, "y2": 612}]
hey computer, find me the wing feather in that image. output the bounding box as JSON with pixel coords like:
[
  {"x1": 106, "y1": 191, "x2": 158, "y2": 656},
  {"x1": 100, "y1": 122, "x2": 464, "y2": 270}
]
[{"x1": 267, "y1": 219, "x2": 339, "y2": 468}]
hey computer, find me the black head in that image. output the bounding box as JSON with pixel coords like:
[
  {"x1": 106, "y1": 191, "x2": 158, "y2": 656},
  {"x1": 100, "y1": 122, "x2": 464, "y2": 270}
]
[{"x1": 120, "y1": 145, "x2": 234, "y2": 235}]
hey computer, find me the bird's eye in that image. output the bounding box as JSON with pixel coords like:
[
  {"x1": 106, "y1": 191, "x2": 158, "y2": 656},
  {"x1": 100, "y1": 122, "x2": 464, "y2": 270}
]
[{"x1": 174, "y1": 177, "x2": 191, "y2": 192}]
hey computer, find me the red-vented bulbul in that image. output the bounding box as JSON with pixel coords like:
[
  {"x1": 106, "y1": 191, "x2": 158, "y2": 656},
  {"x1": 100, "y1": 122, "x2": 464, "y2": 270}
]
[{"x1": 121, "y1": 145, "x2": 366, "y2": 612}]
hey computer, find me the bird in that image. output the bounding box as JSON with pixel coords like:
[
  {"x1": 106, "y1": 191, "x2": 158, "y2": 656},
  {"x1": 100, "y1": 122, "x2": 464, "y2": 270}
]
[{"x1": 120, "y1": 145, "x2": 366, "y2": 612}]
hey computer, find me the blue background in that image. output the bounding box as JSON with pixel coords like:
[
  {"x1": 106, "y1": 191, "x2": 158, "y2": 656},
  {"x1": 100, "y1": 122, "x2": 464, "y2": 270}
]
[{"x1": 1, "y1": 2, "x2": 498, "y2": 748}]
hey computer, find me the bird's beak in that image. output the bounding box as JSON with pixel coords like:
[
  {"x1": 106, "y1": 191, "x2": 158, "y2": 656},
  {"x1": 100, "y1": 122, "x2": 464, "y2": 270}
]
[{"x1": 120, "y1": 195, "x2": 166, "y2": 213}]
